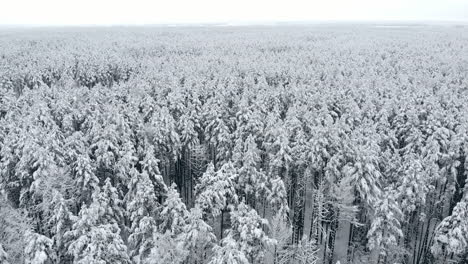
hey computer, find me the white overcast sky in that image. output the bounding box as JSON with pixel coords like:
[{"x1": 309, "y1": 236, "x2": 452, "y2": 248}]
[{"x1": 0, "y1": 0, "x2": 467, "y2": 25}]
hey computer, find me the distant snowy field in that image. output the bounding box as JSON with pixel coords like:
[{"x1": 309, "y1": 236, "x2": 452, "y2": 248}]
[{"x1": 0, "y1": 25, "x2": 467, "y2": 264}]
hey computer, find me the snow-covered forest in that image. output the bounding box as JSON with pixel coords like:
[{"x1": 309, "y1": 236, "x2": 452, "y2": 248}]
[{"x1": 0, "y1": 25, "x2": 467, "y2": 264}]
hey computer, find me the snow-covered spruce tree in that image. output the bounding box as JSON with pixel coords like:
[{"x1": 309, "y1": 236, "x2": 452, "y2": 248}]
[
  {"x1": 46, "y1": 191, "x2": 74, "y2": 263},
  {"x1": 65, "y1": 132, "x2": 99, "y2": 207},
  {"x1": 159, "y1": 183, "x2": 189, "y2": 234},
  {"x1": 195, "y1": 161, "x2": 240, "y2": 241},
  {"x1": 0, "y1": 101, "x2": 66, "y2": 214},
  {"x1": 23, "y1": 231, "x2": 53, "y2": 264},
  {"x1": 0, "y1": 195, "x2": 31, "y2": 263},
  {"x1": 195, "y1": 162, "x2": 239, "y2": 218},
  {"x1": 268, "y1": 212, "x2": 293, "y2": 264},
  {"x1": 208, "y1": 236, "x2": 249, "y2": 264},
  {"x1": 263, "y1": 117, "x2": 292, "y2": 180},
  {"x1": 341, "y1": 128, "x2": 382, "y2": 207},
  {"x1": 210, "y1": 202, "x2": 275, "y2": 264},
  {"x1": 396, "y1": 155, "x2": 430, "y2": 214},
  {"x1": 180, "y1": 205, "x2": 217, "y2": 263},
  {"x1": 147, "y1": 106, "x2": 181, "y2": 159},
  {"x1": 126, "y1": 169, "x2": 163, "y2": 263},
  {"x1": 233, "y1": 97, "x2": 265, "y2": 144},
  {"x1": 367, "y1": 189, "x2": 404, "y2": 263},
  {"x1": 203, "y1": 102, "x2": 233, "y2": 166},
  {"x1": 140, "y1": 144, "x2": 167, "y2": 196},
  {"x1": 147, "y1": 183, "x2": 188, "y2": 264},
  {"x1": 233, "y1": 134, "x2": 269, "y2": 207},
  {"x1": 146, "y1": 231, "x2": 188, "y2": 264},
  {"x1": 178, "y1": 108, "x2": 201, "y2": 150},
  {"x1": 88, "y1": 110, "x2": 121, "y2": 177},
  {"x1": 431, "y1": 195, "x2": 468, "y2": 260},
  {"x1": 115, "y1": 140, "x2": 138, "y2": 187},
  {"x1": 266, "y1": 175, "x2": 289, "y2": 215},
  {"x1": 0, "y1": 244, "x2": 8, "y2": 264},
  {"x1": 66, "y1": 178, "x2": 130, "y2": 264}
]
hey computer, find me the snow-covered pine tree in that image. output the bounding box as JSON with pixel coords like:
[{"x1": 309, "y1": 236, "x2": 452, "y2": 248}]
[
  {"x1": 268, "y1": 212, "x2": 293, "y2": 264},
  {"x1": 23, "y1": 232, "x2": 53, "y2": 264},
  {"x1": 235, "y1": 134, "x2": 269, "y2": 204},
  {"x1": 0, "y1": 244, "x2": 8, "y2": 264},
  {"x1": 264, "y1": 117, "x2": 292, "y2": 180},
  {"x1": 367, "y1": 189, "x2": 404, "y2": 263},
  {"x1": 203, "y1": 102, "x2": 232, "y2": 166},
  {"x1": 208, "y1": 236, "x2": 249, "y2": 264},
  {"x1": 180, "y1": 205, "x2": 217, "y2": 263},
  {"x1": 178, "y1": 109, "x2": 200, "y2": 150},
  {"x1": 431, "y1": 195, "x2": 468, "y2": 259},
  {"x1": 396, "y1": 154, "x2": 430, "y2": 213},
  {"x1": 195, "y1": 162, "x2": 239, "y2": 218},
  {"x1": 71, "y1": 149, "x2": 99, "y2": 206},
  {"x1": 66, "y1": 178, "x2": 130, "y2": 264},
  {"x1": 341, "y1": 129, "x2": 382, "y2": 206},
  {"x1": 88, "y1": 110, "x2": 121, "y2": 179},
  {"x1": 146, "y1": 231, "x2": 188, "y2": 264},
  {"x1": 159, "y1": 183, "x2": 188, "y2": 234},
  {"x1": 210, "y1": 202, "x2": 275, "y2": 264},
  {"x1": 140, "y1": 144, "x2": 167, "y2": 196},
  {"x1": 126, "y1": 169, "x2": 163, "y2": 263},
  {"x1": 234, "y1": 97, "x2": 264, "y2": 144},
  {"x1": 266, "y1": 176, "x2": 289, "y2": 215},
  {"x1": 0, "y1": 194, "x2": 32, "y2": 263},
  {"x1": 147, "y1": 106, "x2": 181, "y2": 159},
  {"x1": 47, "y1": 191, "x2": 74, "y2": 263},
  {"x1": 148, "y1": 183, "x2": 189, "y2": 264},
  {"x1": 63, "y1": 133, "x2": 93, "y2": 193}
]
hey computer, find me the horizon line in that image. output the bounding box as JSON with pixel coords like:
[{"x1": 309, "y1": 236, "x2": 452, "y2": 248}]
[{"x1": 1, "y1": 19, "x2": 468, "y2": 28}]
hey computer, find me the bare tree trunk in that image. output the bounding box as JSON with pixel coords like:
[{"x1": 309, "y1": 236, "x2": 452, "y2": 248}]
[
  {"x1": 220, "y1": 209, "x2": 224, "y2": 239},
  {"x1": 333, "y1": 220, "x2": 351, "y2": 264},
  {"x1": 303, "y1": 169, "x2": 313, "y2": 240}
]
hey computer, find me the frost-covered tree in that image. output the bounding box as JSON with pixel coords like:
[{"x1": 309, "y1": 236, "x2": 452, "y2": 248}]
[
  {"x1": 367, "y1": 189, "x2": 403, "y2": 261},
  {"x1": 178, "y1": 109, "x2": 200, "y2": 149},
  {"x1": 396, "y1": 155, "x2": 430, "y2": 214},
  {"x1": 264, "y1": 118, "x2": 292, "y2": 179},
  {"x1": 47, "y1": 191, "x2": 74, "y2": 263},
  {"x1": 0, "y1": 244, "x2": 8, "y2": 264},
  {"x1": 68, "y1": 223, "x2": 130, "y2": 264},
  {"x1": 146, "y1": 231, "x2": 188, "y2": 264},
  {"x1": 268, "y1": 212, "x2": 293, "y2": 264},
  {"x1": 0, "y1": 196, "x2": 31, "y2": 263},
  {"x1": 266, "y1": 176, "x2": 289, "y2": 214},
  {"x1": 159, "y1": 183, "x2": 188, "y2": 234},
  {"x1": 195, "y1": 162, "x2": 238, "y2": 218},
  {"x1": 126, "y1": 169, "x2": 163, "y2": 263},
  {"x1": 341, "y1": 130, "x2": 382, "y2": 206},
  {"x1": 180, "y1": 205, "x2": 217, "y2": 263},
  {"x1": 431, "y1": 196, "x2": 468, "y2": 258},
  {"x1": 234, "y1": 135, "x2": 268, "y2": 200},
  {"x1": 71, "y1": 150, "x2": 99, "y2": 205},
  {"x1": 23, "y1": 232, "x2": 53, "y2": 264},
  {"x1": 147, "y1": 184, "x2": 189, "y2": 264},
  {"x1": 211, "y1": 202, "x2": 275, "y2": 263},
  {"x1": 277, "y1": 236, "x2": 319, "y2": 264},
  {"x1": 66, "y1": 178, "x2": 129, "y2": 264},
  {"x1": 140, "y1": 144, "x2": 167, "y2": 196},
  {"x1": 204, "y1": 102, "x2": 232, "y2": 165},
  {"x1": 208, "y1": 236, "x2": 249, "y2": 264},
  {"x1": 147, "y1": 106, "x2": 181, "y2": 159}
]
